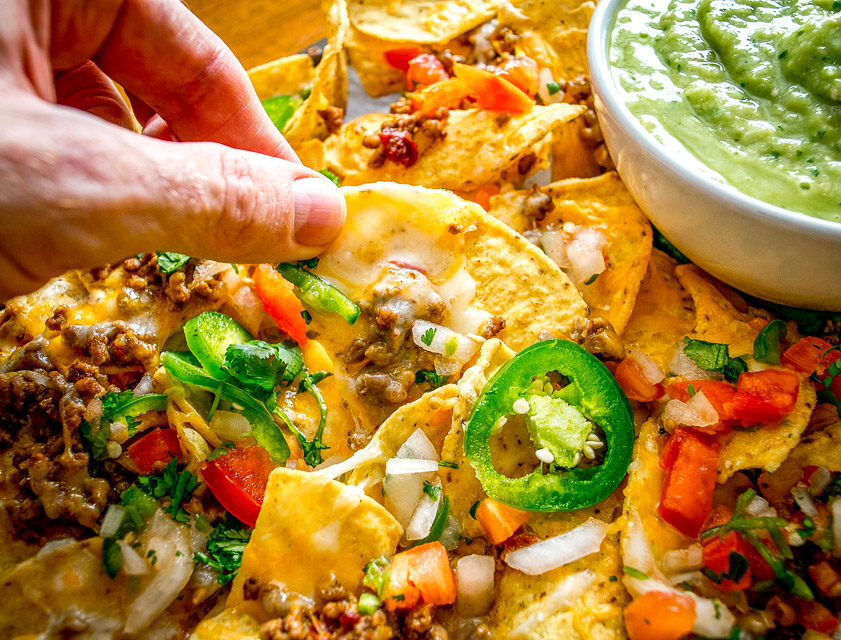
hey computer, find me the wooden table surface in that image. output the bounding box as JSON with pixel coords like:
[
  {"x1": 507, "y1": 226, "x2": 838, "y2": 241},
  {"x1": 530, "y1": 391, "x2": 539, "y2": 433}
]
[{"x1": 188, "y1": 0, "x2": 327, "y2": 71}]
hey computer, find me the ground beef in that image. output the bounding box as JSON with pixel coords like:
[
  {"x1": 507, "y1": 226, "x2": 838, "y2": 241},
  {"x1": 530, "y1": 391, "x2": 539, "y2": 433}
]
[
  {"x1": 367, "y1": 106, "x2": 450, "y2": 168},
  {"x1": 319, "y1": 107, "x2": 345, "y2": 135},
  {"x1": 250, "y1": 580, "x2": 448, "y2": 640},
  {"x1": 61, "y1": 322, "x2": 157, "y2": 368},
  {"x1": 521, "y1": 185, "x2": 555, "y2": 224},
  {"x1": 480, "y1": 316, "x2": 506, "y2": 340},
  {"x1": 558, "y1": 74, "x2": 615, "y2": 172},
  {"x1": 571, "y1": 317, "x2": 625, "y2": 361}
]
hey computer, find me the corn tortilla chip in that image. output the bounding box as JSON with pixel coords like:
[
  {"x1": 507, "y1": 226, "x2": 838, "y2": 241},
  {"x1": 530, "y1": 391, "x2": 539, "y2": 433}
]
[{"x1": 324, "y1": 104, "x2": 584, "y2": 192}]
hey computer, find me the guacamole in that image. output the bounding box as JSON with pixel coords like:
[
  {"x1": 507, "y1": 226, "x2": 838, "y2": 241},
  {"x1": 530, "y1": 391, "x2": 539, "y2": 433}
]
[{"x1": 610, "y1": 0, "x2": 841, "y2": 222}]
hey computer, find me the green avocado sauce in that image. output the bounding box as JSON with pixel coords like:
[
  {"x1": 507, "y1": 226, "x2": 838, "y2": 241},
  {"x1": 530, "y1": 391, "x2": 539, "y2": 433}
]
[{"x1": 610, "y1": 0, "x2": 841, "y2": 222}]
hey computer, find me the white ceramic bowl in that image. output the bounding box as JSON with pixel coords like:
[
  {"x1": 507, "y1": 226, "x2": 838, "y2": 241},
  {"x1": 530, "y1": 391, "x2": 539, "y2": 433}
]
[{"x1": 587, "y1": 0, "x2": 841, "y2": 311}]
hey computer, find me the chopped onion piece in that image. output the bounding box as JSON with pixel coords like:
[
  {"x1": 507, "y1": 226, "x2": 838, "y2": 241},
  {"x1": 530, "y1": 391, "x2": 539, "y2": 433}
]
[
  {"x1": 663, "y1": 391, "x2": 718, "y2": 428},
  {"x1": 574, "y1": 226, "x2": 608, "y2": 252},
  {"x1": 810, "y1": 466, "x2": 833, "y2": 496},
  {"x1": 456, "y1": 555, "x2": 496, "y2": 617},
  {"x1": 540, "y1": 228, "x2": 569, "y2": 268},
  {"x1": 133, "y1": 374, "x2": 155, "y2": 397},
  {"x1": 565, "y1": 241, "x2": 605, "y2": 285},
  {"x1": 397, "y1": 428, "x2": 438, "y2": 461},
  {"x1": 193, "y1": 260, "x2": 229, "y2": 284},
  {"x1": 792, "y1": 483, "x2": 819, "y2": 518},
  {"x1": 385, "y1": 458, "x2": 439, "y2": 475},
  {"x1": 745, "y1": 495, "x2": 775, "y2": 518},
  {"x1": 412, "y1": 321, "x2": 480, "y2": 364},
  {"x1": 692, "y1": 597, "x2": 735, "y2": 638},
  {"x1": 100, "y1": 504, "x2": 126, "y2": 539},
  {"x1": 833, "y1": 498, "x2": 841, "y2": 557},
  {"x1": 210, "y1": 410, "x2": 252, "y2": 441},
  {"x1": 662, "y1": 544, "x2": 704, "y2": 573},
  {"x1": 505, "y1": 519, "x2": 607, "y2": 575},
  {"x1": 669, "y1": 344, "x2": 717, "y2": 380},
  {"x1": 508, "y1": 571, "x2": 595, "y2": 639},
  {"x1": 629, "y1": 348, "x2": 665, "y2": 384},
  {"x1": 434, "y1": 355, "x2": 463, "y2": 377},
  {"x1": 522, "y1": 229, "x2": 542, "y2": 246},
  {"x1": 440, "y1": 514, "x2": 462, "y2": 551},
  {"x1": 384, "y1": 429, "x2": 440, "y2": 529},
  {"x1": 119, "y1": 540, "x2": 150, "y2": 576},
  {"x1": 406, "y1": 492, "x2": 441, "y2": 541},
  {"x1": 622, "y1": 509, "x2": 657, "y2": 576}
]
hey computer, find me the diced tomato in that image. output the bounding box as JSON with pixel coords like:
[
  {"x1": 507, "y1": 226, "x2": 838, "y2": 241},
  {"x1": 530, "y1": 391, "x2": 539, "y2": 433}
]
[
  {"x1": 126, "y1": 428, "x2": 182, "y2": 475},
  {"x1": 624, "y1": 591, "x2": 696, "y2": 640},
  {"x1": 742, "y1": 536, "x2": 775, "y2": 581},
  {"x1": 703, "y1": 505, "x2": 733, "y2": 530},
  {"x1": 453, "y1": 63, "x2": 534, "y2": 114},
  {"x1": 201, "y1": 445, "x2": 276, "y2": 527},
  {"x1": 252, "y1": 264, "x2": 309, "y2": 346},
  {"x1": 406, "y1": 53, "x2": 449, "y2": 90},
  {"x1": 781, "y1": 336, "x2": 834, "y2": 375},
  {"x1": 379, "y1": 129, "x2": 418, "y2": 167},
  {"x1": 830, "y1": 374, "x2": 841, "y2": 403},
  {"x1": 384, "y1": 46, "x2": 424, "y2": 72},
  {"x1": 726, "y1": 369, "x2": 799, "y2": 426},
  {"x1": 409, "y1": 77, "x2": 470, "y2": 115},
  {"x1": 615, "y1": 358, "x2": 663, "y2": 402},
  {"x1": 493, "y1": 56, "x2": 540, "y2": 96},
  {"x1": 383, "y1": 542, "x2": 456, "y2": 609},
  {"x1": 473, "y1": 184, "x2": 500, "y2": 211},
  {"x1": 809, "y1": 561, "x2": 841, "y2": 598},
  {"x1": 702, "y1": 531, "x2": 751, "y2": 591},
  {"x1": 658, "y1": 428, "x2": 719, "y2": 538},
  {"x1": 665, "y1": 380, "x2": 736, "y2": 430},
  {"x1": 798, "y1": 600, "x2": 839, "y2": 633},
  {"x1": 475, "y1": 497, "x2": 531, "y2": 545}
]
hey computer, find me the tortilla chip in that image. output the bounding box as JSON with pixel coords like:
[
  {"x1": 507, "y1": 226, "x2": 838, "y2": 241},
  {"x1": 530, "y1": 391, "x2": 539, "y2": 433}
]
[
  {"x1": 489, "y1": 172, "x2": 652, "y2": 335},
  {"x1": 304, "y1": 183, "x2": 587, "y2": 435},
  {"x1": 248, "y1": 54, "x2": 315, "y2": 100},
  {"x1": 345, "y1": 25, "x2": 412, "y2": 98},
  {"x1": 324, "y1": 104, "x2": 585, "y2": 192},
  {"x1": 622, "y1": 250, "x2": 696, "y2": 370},
  {"x1": 229, "y1": 468, "x2": 402, "y2": 604},
  {"x1": 790, "y1": 410, "x2": 841, "y2": 471},
  {"x1": 348, "y1": 0, "x2": 501, "y2": 44},
  {"x1": 550, "y1": 119, "x2": 602, "y2": 181},
  {"x1": 192, "y1": 605, "x2": 264, "y2": 640}
]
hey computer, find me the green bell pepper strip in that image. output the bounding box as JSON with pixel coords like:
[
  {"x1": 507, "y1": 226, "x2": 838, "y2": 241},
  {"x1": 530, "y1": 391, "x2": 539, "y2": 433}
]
[
  {"x1": 276, "y1": 263, "x2": 361, "y2": 325},
  {"x1": 184, "y1": 311, "x2": 252, "y2": 381},
  {"x1": 104, "y1": 393, "x2": 168, "y2": 424},
  {"x1": 161, "y1": 351, "x2": 290, "y2": 463},
  {"x1": 464, "y1": 339, "x2": 634, "y2": 512},
  {"x1": 753, "y1": 319, "x2": 787, "y2": 364}
]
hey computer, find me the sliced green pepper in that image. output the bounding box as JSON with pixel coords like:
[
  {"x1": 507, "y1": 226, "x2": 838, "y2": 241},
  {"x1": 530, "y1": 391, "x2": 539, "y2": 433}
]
[
  {"x1": 184, "y1": 312, "x2": 252, "y2": 381},
  {"x1": 276, "y1": 263, "x2": 360, "y2": 325},
  {"x1": 464, "y1": 339, "x2": 633, "y2": 512},
  {"x1": 105, "y1": 393, "x2": 168, "y2": 424},
  {"x1": 753, "y1": 319, "x2": 787, "y2": 364},
  {"x1": 161, "y1": 351, "x2": 290, "y2": 463}
]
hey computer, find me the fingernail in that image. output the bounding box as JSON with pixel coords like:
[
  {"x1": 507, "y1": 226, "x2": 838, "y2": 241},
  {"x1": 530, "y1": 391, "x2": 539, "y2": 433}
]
[{"x1": 292, "y1": 177, "x2": 346, "y2": 246}]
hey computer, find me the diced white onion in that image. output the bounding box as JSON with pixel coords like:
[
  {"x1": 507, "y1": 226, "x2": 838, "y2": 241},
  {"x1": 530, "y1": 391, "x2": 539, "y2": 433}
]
[
  {"x1": 565, "y1": 241, "x2": 606, "y2": 285},
  {"x1": 192, "y1": 260, "x2": 228, "y2": 284},
  {"x1": 133, "y1": 374, "x2": 155, "y2": 397},
  {"x1": 540, "y1": 228, "x2": 569, "y2": 268},
  {"x1": 228, "y1": 285, "x2": 266, "y2": 338},
  {"x1": 522, "y1": 229, "x2": 542, "y2": 246},
  {"x1": 118, "y1": 540, "x2": 150, "y2": 576},
  {"x1": 622, "y1": 509, "x2": 658, "y2": 579},
  {"x1": 412, "y1": 321, "x2": 478, "y2": 363},
  {"x1": 629, "y1": 349, "x2": 665, "y2": 384},
  {"x1": 792, "y1": 483, "x2": 819, "y2": 518},
  {"x1": 385, "y1": 458, "x2": 440, "y2": 475},
  {"x1": 406, "y1": 492, "x2": 441, "y2": 541},
  {"x1": 692, "y1": 597, "x2": 736, "y2": 638},
  {"x1": 508, "y1": 571, "x2": 595, "y2": 639},
  {"x1": 505, "y1": 519, "x2": 607, "y2": 575},
  {"x1": 662, "y1": 544, "x2": 704, "y2": 574},
  {"x1": 100, "y1": 505, "x2": 126, "y2": 539},
  {"x1": 456, "y1": 555, "x2": 496, "y2": 617},
  {"x1": 662, "y1": 391, "x2": 718, "y2": 428},
  {"x1": 384, "y1": 429, "x2": 440, "y2": 529},
  {"x1": 434, "y1": 355, "x2": 463, "y2": 377},
  {"x1": 397, "y1": 428, "x2": 439, "y2": 462},
  {"x1": 574, "y1": 226, "x2": 608, "y2": 252},
  {"x1": 669, "y1": 344, "x2": 717, "y2": 380},
  {"x1": 667, "y1": 570, "x2": 707, "y2": 588},
  {"x1": 833, "y1": 497, "x2": 841, "y2": 557},
  {"x1": 745, "y1": 495, "x2": 776, "y2": 518},
  {"x1": 210, "y1": 410, "x2": 252, "y2": 441},
  {"x1": 810, "y1": 466, "x2": 833, "y2": 496},
  {"x1": 440, "y1": 514, "x2": 462, "y2": 551}
]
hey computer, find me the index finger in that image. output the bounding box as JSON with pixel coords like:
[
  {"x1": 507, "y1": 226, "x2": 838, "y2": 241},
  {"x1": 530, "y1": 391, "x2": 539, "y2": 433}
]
[{"x1": 51, "y1": 0, "x2": 299, "y2": 162}]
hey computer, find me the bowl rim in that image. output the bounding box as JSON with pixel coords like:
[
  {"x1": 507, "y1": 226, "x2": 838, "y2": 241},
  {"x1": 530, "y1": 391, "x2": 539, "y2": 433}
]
[{"x1": 586, "y1": 0, "x2": 841, "y2": 241}]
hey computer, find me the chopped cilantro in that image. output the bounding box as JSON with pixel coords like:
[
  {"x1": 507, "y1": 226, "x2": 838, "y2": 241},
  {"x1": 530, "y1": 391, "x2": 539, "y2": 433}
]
[
  {"x1": 296, "y1": 371, "x2": 333, "y2": 467},
  {"x1": 301, "y1": 310, "x2": 313, "y2": 325},
  {"x1": 547, "y1": 81, "x2": 562, "y2": 95},
  {"x1": 194, "y1": 517, "x2": 252, "y2": 585},
  {"x1": 423, "y1": 481, "x2": 442, "y2": 500},
  {"x1": 438, "y1": 460, "x2": 458, "y2": 469},
  {"x1": 421, "y1": 327, "x2": 437, "y2": 347},
  {"x1": 608, "y1": 575, "x2": 618, "y2": 582},
  {"x1": 223, "y1": 340, "x2": 304, "y2": 394},
  {"x1": 363, "y1": 556, "x2": 390, "y2": 597},
  {"x1": 583, "y1": 273, "x2": 600, "y2": 286},
  {"x1": 652, "y1": 226, "x2": 691, "y2": 264},
  {"x1": 80, "y1": 421, "x2": 110, "y2": 461},
  {"x1": 683, "y1": 337, "x2": 747, "y2": 382},
  {"x1": 156, "y1": 252, "x2": 191, "y2": 274},
  {"x1": 102, "y1": 537, "x2": 123, "y2": 579},
  {"x1": 469, "y1": 500, "x2": 481, "y2": 519},
  {"x1": 136, "y1": 458, "x2": 199, "y2": 523},
  {"x1": 319, "y1": 169, "x2": 341, "y2": 187},
  {"x1": 702, "y1": 551, "x2": 748, "y2": 584},
  {"x1": 623, "y1": 566, "x2": 649, "y2": 580},
  {"x1": 687, "y1": 383, "x2": 697, "y2": 398},
  {"x1": 415, "y1": 369, "x2": 446, "y2": 388}
]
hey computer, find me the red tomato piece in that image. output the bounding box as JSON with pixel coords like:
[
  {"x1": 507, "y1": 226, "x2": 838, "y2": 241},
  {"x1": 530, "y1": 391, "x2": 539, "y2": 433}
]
[
  {"x1": 201, "y1": 445, "x2": 276, "y2": 527},
  {"x1": 126, "y1": 428, "x2": 182, "y2": 475},
  {"x1": 702, "y1": 531, "x2": 752, "y2": 591},
  {"x1": 665, "y1": 379, "x2": 736, "y2": 434},
  {"x1": 658, "y1": 428, "x2": 719, "y2": 538},
  {"x1": 615, "y1": 358, "x2": 663, "y2": 402},
  {"x1": 493, "y1": 56, "x2": 540, "y2": 96},
  {"x1": 781, "y1": 336, "x2": 834, "y2": 375},
  {"x1": 453, "y1": 63, "x2": 534, "y2": 113},
  {"x1": 799, "y1": 600, "x2": 839, "y2": 633},
  {"x1": 726, "y1": 369, "x2": 800, "y2": 426},
  {"x1": 406, "y1": 53, "x2": 449, "y2": 90},
  {"x1": 379, "y1": 129, "x2": 419, "y2": 167},
  {"x1": 384, "y1": 46, "x2": 424, "y2": 72},
  {"x1": 830, "y1": 374, "x2": 841, "y2": 404},
  {"x1": 624, "y1": 591, "x2": 696, "y2": 640},
  {"x1": 409, "y1": 77, "x2": 470, "y2": 115},
  {"x1": 742, "y1": 537, "x2": 775, "y2": 581},
  {"x1": 252, "y1": 264, "x2": 309, "y2": 346}
]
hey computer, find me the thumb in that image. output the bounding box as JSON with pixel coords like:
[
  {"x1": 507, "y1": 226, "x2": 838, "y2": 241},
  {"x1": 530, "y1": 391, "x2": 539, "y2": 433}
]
[{"x1": 0, "y1": 97, "x2": 345, "y2": 300}]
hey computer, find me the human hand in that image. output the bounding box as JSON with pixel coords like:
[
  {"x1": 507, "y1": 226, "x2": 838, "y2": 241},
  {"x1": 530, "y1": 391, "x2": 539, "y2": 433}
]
[{"x1": 0, "y1": 0, "x2": 346, "y2": 301}]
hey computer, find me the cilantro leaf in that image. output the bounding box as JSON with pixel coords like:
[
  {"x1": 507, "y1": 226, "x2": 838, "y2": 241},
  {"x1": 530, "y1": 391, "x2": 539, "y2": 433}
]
[
  {"x1": 194, "y1": 517, "x2": 252, "y2": 585},
  {"x1": 223, "y1": 340, "x2": 304, "y2": 394},
  {"x1": 421, "y1": 327, "x2": 437, "y2": 347},
  {"x1": 319, "y1": 169, "x2": 341, "y2": 187},
  {"x1": 362, "y1": 556, "x2": 390, "y2": 597},
  {"x1": 652, "y1": 226, "x2": 691, "y2": 264},
  {"x1": 415, "y1": 369, "x2": 446, "y2": 388},
  {"x1": 156, "y1": 252, "x2": 191, "y2": 274},
  {"x1": 80, "y1": 421, "x2": 109, "y2": 460},
  {"x1": 546, "y1": 80, "x2": 562, "y2": 96},
  {"x1": 102, "y1": 537, "x2": 123, "y2": 579},
  {"x1": 702, "y1": 551, "x2": 749, "y2": 584},
  {"x1": 136, "y1": 458, "x2": 198, "y2": 523},
  {"x1": 295, "y1": 371, "x2": 333, "y2": 467},
  {"x1": 300, "y1": 437, "x2": 330, "y2": 469},
  {"x1": 262, "y1": 95, "x2": 303, "y2": 132},
  {"x1": 423, "y1": 481, "x2": 441, "y2": 500},
  {"x1": 683, "y1": 337, "x2": 748, "y2": 383}
]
